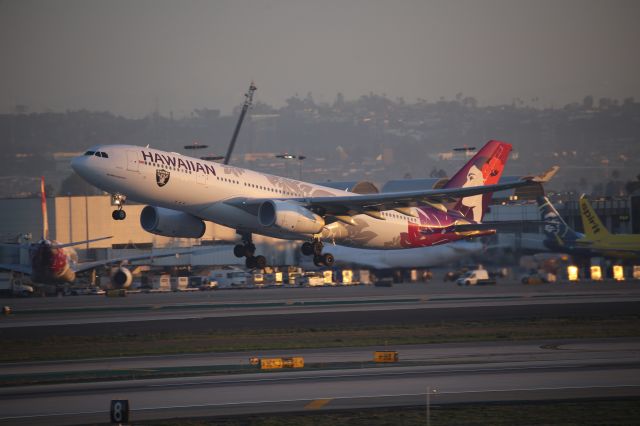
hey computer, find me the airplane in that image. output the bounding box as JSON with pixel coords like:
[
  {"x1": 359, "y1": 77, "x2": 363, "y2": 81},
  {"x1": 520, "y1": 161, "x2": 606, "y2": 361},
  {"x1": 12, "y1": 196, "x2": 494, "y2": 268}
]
[
  {"x1": 0, "y1": 177, "x2": 196, "y2": 289},
  {"x1": 71, "y1": 140, "x2": 552, "y2": 269},
  {"x1": 578, "y1": 194, "x2": 640, "y2": 258},
  {"x1": 327, "y1": 240, "x2": 483, "y2": 270},
  {"x1": 537, "y1": 195, "x2": 640, "y2": 260}
]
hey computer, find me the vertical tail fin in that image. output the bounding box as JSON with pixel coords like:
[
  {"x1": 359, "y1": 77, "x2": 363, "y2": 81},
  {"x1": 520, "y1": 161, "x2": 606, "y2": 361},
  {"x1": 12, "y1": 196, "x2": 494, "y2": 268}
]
[
  {"x1": 536, "y1": 196, "x2": 581, "y2": 243},
  {"x1": 444, "y1": 140, "x2": 511, "y2": 222},
  {"x1": 40, "y1": 176, "x2": 49, "y2": 240},
  {"x1": 579, "y1": 195, "x2": 609, "y2": 239}
]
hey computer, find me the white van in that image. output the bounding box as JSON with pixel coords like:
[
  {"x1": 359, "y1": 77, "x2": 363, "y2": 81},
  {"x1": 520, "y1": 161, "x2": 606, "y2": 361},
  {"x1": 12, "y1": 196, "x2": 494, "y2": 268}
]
[
  {"x1": 456, "y1": 269, "x2": 495, "y2": 286},
  {"x1": 208, "y1": 270, "x2": 250, "y2": 288}
]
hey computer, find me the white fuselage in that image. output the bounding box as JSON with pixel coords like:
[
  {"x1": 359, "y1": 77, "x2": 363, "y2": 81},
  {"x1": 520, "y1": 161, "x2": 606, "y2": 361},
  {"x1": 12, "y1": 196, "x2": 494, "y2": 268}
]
[
  {"x1": 329, "y1": 241, "x2": 483, "y2": 269},
  {"x1": 72, "y1": 145, "x2": 421, "y2": 249}
]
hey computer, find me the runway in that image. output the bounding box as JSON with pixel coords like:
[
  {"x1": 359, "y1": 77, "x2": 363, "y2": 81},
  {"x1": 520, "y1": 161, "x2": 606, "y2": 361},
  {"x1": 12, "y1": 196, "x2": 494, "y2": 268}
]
[
  {"x1": 2, "y1": 279, "x2": 640, "y2": 337},
  {"x1": 1, "y1": 281, "x2": 639, "y2": 424},
  {"x1": 1, "y1": 338, "x2": 639, "y2": 425}
]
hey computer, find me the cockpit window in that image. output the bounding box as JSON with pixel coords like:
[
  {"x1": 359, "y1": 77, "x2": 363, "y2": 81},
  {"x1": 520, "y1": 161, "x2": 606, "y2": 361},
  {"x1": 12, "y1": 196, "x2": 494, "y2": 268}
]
[{"x1": 90, "y1": 151, "x2": 109, "y2": 158}]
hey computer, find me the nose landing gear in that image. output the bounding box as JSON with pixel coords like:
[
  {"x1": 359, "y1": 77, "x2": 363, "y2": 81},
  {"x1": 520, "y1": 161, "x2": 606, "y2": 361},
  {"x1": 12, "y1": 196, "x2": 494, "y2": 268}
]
[
  {"x1": 111, "y1": 194, "x2": 127, "y2": 220},
  {"x1": 233, "y1": 233, "x2": 267, "y2": 269},
  {"x1": 302, "y1": 239, "x2": 334, "y2": 267}
]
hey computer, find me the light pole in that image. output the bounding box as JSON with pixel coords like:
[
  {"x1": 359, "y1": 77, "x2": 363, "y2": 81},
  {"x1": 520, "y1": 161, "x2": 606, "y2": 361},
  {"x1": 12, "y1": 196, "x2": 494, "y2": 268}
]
[
  {"x1": 427, "y1": 386, "x2": 437, "y2": 426},
  {"x1": 275, "y1": 154, "x2": 305, "y2": 179},
  {"x1": 298, "y1": 155, "x2": 306, "y2": 180}
]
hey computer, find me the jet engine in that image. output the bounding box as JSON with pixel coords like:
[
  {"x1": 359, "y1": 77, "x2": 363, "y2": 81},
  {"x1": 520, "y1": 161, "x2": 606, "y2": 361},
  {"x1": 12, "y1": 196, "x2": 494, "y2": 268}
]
[
  {"x1": 258, "y1": 200, "x2": 325, "y2": 234},
  {"x1": 140, "y1": 206, "x2": 206, "y2": 238},
  {"x1": 110, "y1": 267, "x2": 133, "y2": 289}
]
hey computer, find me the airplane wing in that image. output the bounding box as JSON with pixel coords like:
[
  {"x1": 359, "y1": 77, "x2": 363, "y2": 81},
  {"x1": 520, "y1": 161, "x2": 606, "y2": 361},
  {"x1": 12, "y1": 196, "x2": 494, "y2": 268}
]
[
  {"x1": 445, "y1": 220, "x2": 548, "y2": 233},
  {"x1": 73, "y1": 249, "x2": 197, "y2": 273},
  {"x1": 226, "y1": 170, "x2": 555, "y2": 218},
  {"x1": 52, "y1": 236, "x2": 112, "y2": 249},
  {"x1": 0, "y1": 263, "x2": 32, "y2": 275}
]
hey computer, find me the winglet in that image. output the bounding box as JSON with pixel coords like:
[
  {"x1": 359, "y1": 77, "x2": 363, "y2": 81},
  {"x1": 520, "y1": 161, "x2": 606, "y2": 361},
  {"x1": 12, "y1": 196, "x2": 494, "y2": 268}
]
[{"x1": 526, "y1": 166, "x2": 559, "y2": 183}]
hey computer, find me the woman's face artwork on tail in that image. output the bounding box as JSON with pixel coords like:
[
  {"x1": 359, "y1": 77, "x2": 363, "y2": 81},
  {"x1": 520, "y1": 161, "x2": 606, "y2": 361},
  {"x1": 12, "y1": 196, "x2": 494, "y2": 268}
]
[
  {"x1": 459, "y1": 152, "x2": 507, "y2": 222},
  {"x1": 461, "y1": 163, "x2": 485, "y2": 222}
]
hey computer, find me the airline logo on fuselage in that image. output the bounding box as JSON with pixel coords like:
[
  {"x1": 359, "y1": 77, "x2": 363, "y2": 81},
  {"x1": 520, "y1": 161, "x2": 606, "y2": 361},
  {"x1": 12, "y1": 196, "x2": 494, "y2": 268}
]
[
  {"x1": 140, "y1": 151, "x2": 217, "y2": 176},
  {"x1": 156, "y1": 169, "x2": 170, "y2": 187},
  {"x1": 581, "y1": 202, "x2": 601, "y2": 234}
]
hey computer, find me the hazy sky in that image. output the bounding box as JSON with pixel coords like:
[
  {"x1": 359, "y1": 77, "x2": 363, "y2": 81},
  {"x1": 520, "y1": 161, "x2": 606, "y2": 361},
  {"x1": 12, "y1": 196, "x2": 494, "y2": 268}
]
[{"x1": 1, "y1": 0, "x2": 639, "y2": 117}]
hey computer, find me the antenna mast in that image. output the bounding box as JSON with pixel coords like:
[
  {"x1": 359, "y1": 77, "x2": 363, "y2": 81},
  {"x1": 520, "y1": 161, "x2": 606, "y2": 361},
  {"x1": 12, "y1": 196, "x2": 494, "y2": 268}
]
[{"x1": 224, "y1": 81, "x2": 256, "y2": 165}]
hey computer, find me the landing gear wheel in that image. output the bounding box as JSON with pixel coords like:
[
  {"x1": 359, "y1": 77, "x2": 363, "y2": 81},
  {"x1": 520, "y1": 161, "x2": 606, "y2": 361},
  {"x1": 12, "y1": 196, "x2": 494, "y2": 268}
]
[
  {"x1": 322, "y1": 253, "x2": 334, "y2": 267},
  {"x1": 245, "y1": 256, "x2": 257, "y2": 269},
  {"x1": 301, "y1": 242, "x2": 314, "y2": 256},
  {"x1": 233, "y1": 244, "x2": 245, "y2": 258},
  {"x1": 254, "y1": 255, "x2": 267, "y2": 269},
  {"x1": 312, "y1": 241, "x2": 323, "y2": 256},
  {"x1": 112, "y1": 210, "x2": 126, "y2": 220},
  {"x1": 313, "y1": 255, "x2": 325, "y2": 267},
  {"x1": 244, "y1": 243, "x2": 256, "y2": 257}
]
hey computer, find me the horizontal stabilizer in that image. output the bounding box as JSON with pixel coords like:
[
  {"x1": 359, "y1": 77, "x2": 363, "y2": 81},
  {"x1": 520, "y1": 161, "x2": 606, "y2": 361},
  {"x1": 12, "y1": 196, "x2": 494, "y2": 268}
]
[{"x1": 524, "y1": 166, "x2": 559, "y2": 183}]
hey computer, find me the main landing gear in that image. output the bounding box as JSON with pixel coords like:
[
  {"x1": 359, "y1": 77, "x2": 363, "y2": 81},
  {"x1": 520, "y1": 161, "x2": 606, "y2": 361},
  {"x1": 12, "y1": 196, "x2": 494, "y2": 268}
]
[
  {"x1": 111, "y1": 194, "x2": 127, "y2": 220},
  {"x1": 301, "y1": 239, "x2": 334, "y2": 267},
  {"x1": 234, "y1": 234, "x2": 267, "y2": 269}
]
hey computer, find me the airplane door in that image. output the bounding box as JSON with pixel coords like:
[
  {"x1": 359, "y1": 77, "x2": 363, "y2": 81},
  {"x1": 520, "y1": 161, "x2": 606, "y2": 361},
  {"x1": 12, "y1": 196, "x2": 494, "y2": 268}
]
[
  {"x1": 196, "y1": 169, "x2": 206, "y2": 185},
  {"x1": 127, "y1": 150, "x2": 139, "y2": 172}
]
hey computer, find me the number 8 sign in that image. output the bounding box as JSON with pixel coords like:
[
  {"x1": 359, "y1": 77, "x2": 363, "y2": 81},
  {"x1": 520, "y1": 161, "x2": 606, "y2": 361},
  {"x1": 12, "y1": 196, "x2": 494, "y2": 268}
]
[{"x1": 110, "y1": 399, "x2": 129, "y2": 424}]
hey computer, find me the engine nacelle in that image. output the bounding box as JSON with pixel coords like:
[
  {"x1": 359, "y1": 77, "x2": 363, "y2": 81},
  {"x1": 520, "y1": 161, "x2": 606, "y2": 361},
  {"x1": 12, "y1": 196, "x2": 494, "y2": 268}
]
[
  {"x1": 111, "y1": 267, "x2": 132, "y2": 289},
  {"x1": 258, "y1": 200, "x2": 325, "y2": 234},
  {"x1": 140, "y1": 206, "x2": 206, "y2": 238}
]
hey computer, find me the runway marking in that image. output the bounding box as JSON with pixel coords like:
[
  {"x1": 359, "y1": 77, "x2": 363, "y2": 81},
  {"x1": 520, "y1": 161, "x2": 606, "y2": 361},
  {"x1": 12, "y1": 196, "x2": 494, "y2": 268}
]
[{"x1": 305, "y1": 398, "x2": 332, "y2": 410}]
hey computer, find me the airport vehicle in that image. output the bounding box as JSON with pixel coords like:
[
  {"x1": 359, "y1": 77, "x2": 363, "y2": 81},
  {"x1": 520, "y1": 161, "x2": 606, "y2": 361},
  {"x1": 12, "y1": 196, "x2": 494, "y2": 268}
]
[
  {"x1": 521, "y1": 271, "x2": 556, "y2": 284},
  {"x1": 71, "y1": 140, "x2": 552, "y2": 269},
  {"x1": 538, "y1": 196, "x2": 640, "y2": 260},
  {"x1": 0, "y1": 177, "x2": 198, "y2": 289},
  {"x1": 456, "y1": 269, "x2": 495, "y2": 285},
  {"x1": 209, "y1": 269, "x2": 250, "y2": 288},
  {"x1": 0, "y1": 274, "x2": 34, "y2": 297}
]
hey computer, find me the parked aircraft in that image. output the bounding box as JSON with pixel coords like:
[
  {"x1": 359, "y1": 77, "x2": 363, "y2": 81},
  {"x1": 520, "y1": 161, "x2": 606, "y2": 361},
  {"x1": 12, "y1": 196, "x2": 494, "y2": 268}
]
[
  {"x1": 578, "y1": 195, "x2": 640, "y2": 258},
  {"x1": 537, "y1": 195, "x2": 639, "y2": 260},
  {"x1": 328, "y1": 240, "x2": 483, "y2": 270},
  {"x1": 0, "y1": 177, "x2": 194, "y2": 288},
  {"x1": 71, "y1": 140, "x2": 551, "y2": 269}
]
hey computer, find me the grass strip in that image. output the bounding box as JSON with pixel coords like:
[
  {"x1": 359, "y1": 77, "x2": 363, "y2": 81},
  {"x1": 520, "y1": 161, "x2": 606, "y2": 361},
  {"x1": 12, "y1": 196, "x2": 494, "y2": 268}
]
[
  {"x1": 118, "y1": 398, "x2": 640, "y2": 426},
  {"x1": 2, "y1": 315, "x2": 639, "y2": 363}
]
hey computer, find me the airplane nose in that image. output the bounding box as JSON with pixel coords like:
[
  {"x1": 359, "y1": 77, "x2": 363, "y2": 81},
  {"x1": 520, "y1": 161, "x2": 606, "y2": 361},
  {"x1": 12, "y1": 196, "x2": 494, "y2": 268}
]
[{"x1": 70, "y1": 155, "x2": 84, "y2": 174}]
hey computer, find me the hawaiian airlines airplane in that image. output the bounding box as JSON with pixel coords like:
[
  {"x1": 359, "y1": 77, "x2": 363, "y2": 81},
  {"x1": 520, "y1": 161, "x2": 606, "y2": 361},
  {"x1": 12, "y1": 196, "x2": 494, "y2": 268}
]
[
  {"x1": 71, "y1": 140, "x2": 552, "y2": 269},
  {"x1": 0, "y1": 177, "x2": 193, "y2": 288}
]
